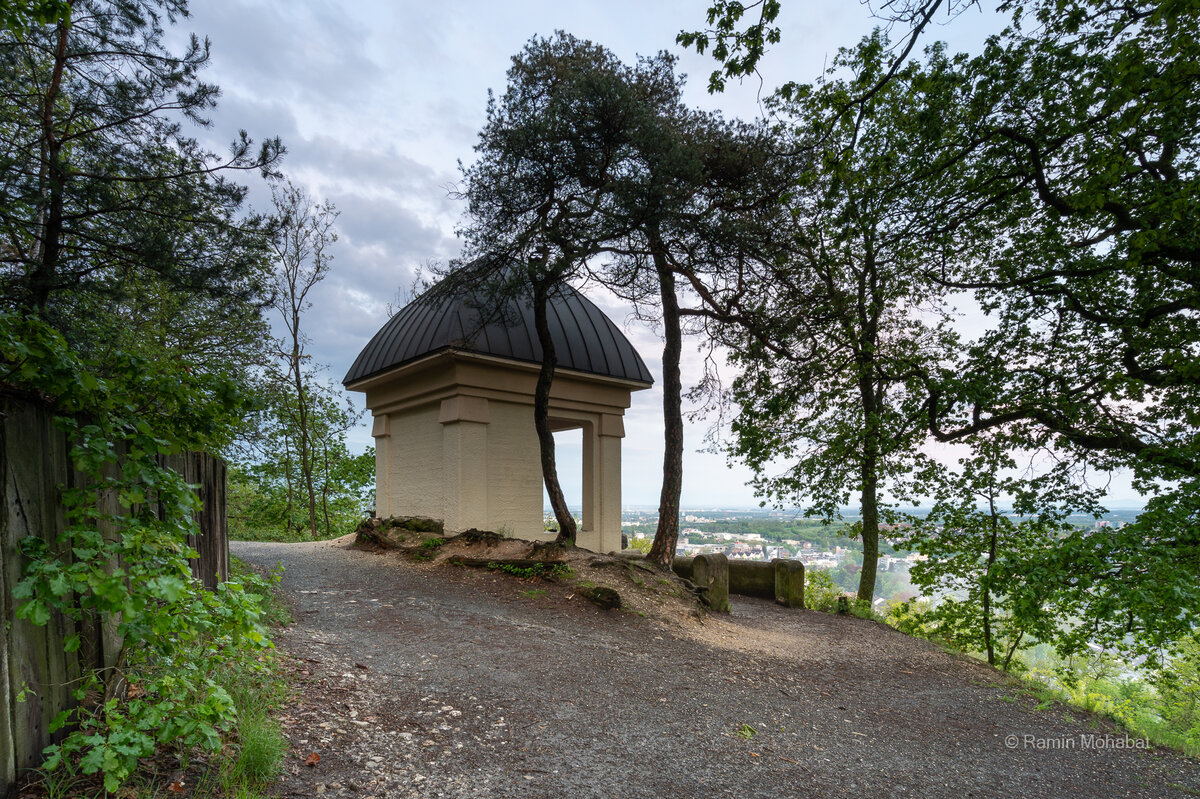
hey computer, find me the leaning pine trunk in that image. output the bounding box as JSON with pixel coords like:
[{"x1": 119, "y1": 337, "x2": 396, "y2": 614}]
[
  {"x1": 532, "y1": 281, "x2": 578, "y2": 544},
  {"x1": 647, "y1": 246, "x2": 683, "y2": 569}
]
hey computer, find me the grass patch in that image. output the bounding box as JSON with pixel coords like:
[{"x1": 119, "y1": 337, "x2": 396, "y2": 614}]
[
  {"x1": 218, "y1": 558, "x2": 292, "y2": 794},
  {"x1": 518, "y1": 588, "x2": 547, "y2": 599},
  {"x1": 410, "y1": 537, "x2": 445, "y2": 560},
  {"x1": 29, "y1": 560, "x2": 292, "y2": 798},
  {"x1": 229, "y1": 709, "x2": 289, "y2": 786},
  {"x1": 486, "y1": 561, "x2": 573, "y2": 580},
  {"x1": 734, "y1": 723, "x2": 757, "y2": 740}
]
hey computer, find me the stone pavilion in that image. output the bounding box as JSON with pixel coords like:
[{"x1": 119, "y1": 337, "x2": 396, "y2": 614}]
[{"x1": 343, "y1": 280, "x2": 653, "y2": 554}]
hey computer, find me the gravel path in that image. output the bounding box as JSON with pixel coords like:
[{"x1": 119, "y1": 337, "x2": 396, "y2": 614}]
[{"x1": 233, "y1": 537, "x2": 1200, "y2": 799}]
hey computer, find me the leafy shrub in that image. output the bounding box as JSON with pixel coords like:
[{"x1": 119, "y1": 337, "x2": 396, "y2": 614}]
[
  {"x1": 885, "y1": 599, "x2": 935, "y2": 638},
  {"x1": 486, "y1": 561, "x2": 573, "y2": 580},
  {"x1": 626, "y1": 536, "x2": 653, "y2": 554},
  {"x1": 849, "y1": 599, "x2": 881, "y2": 620},
  {"x1": 804, "y1": 569, "x2": 842, "y2": 612}
]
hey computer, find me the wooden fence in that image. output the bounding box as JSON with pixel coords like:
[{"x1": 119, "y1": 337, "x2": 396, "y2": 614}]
[{"x1": 1, "y1": 395, "x2": 228, "y2": 794}]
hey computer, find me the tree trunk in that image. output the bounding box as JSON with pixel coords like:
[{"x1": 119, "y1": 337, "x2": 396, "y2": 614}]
[
  {"x1": 29, "y1": 18, "x2": 71, "y2": 309},
  {"x1": 648, "y1": 248, "x2": 683, "y2": 569},
  {"x1": 290, "y1": 319, "x2": 318, "y2": 538},
  {"x1": 532, "y1": 281, "x2": 578, "y2": 545},
  {"x1": 282, "y1": 435, "x2": 295, "y2": 533},
  {"x1": 1001, "y1": 630, "x2": 1024, "y2": 672},
  {"x1": 321, "y1": 440, "x2": 332, "y2": 537},
  {"x1": 855, "y1": 250, "x2": 882, "y2": 605},
  {"x1": 982, "y1": 492, "x2": 999, "y2": 666},
  {"x1": 857, "y1": 373, "x2": 880, "y2": 604},
  {"x1": 857, "y1": 459, "x2": 880, "y2": 605}
]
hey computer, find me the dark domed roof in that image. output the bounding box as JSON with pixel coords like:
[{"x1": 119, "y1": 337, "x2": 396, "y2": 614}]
[{"x1": 343, "y1": 278, "x2": 654, "y2": 387}]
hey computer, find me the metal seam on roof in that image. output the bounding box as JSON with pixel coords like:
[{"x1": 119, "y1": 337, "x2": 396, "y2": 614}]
[
  {"x1": 389, "y1": 302, "x2": 424, "y2": 369},
  {"x1": 506, "y1": 300, "x2": 529, "y2": 361},
  {"x1": 421, "y1": 296, "x2": 453, "y2": 357},
  {"x1": 556, "y1": 291, "x2": 585, "y2": 371},
  {"x1": 517, "y1": 299, "x2": 540, "y2": 363},
  {"x1": 356, "y1": 310, "x2": 389, "y2": 376},
  {"x1": 610, "y1": 312, "x2": 647, "y2": 382},
  {"x1": 545, "y1": 291, "x2": 575, "y2": 368},
  {"x1": 601, "y1": 311, "x2": 630, "y2": 380},
  {"x1": 463, "y1": 301, "x2": 488, "y2": 355},
  {"x1": 583, "y1": 299, "x2": 614, "y2": 377},
  {"x1": 366, "y1": 307, "x2": 406, "y2": 376},
  {"x1": 577, "y1": 294, "x2": 613, "y2": 378}
]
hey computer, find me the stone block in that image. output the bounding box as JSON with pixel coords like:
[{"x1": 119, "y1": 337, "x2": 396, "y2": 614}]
[
  {"x1": 728, "y1": 559, "x2": 775, "y2": 599},
  {"x1": 692, "y1": 553, "x2": 731, "y2": 613},
  {"x1": 773, "y1": 558, "x2": 805, "y2": 608}
]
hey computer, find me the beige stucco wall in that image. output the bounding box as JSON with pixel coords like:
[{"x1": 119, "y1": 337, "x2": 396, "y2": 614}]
[
  {"x1": 483, "y1": 400, "x2": 548, "y2": 540},
  {"x1": 379, "y1": 403, "x2": 443, "y2": 521}
]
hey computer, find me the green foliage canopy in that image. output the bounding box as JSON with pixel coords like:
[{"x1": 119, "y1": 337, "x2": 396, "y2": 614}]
[
  {"x1": 0, "y1": 1, "x2": 290, "y2": 788},
  {"x1": 0, "y1": 0, "x2": 282, "y2": 323},
  {"x1": 721, "y1": 35, "x2": 959, "y2": 602},
  {"x1": 684, "y1": 0, "x2": 1200, "y2": 661}
]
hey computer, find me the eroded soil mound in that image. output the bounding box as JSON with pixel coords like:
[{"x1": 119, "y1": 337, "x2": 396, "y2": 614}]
[{"x1": 351, "y1": 517, "x2": 706, "y2": 624}]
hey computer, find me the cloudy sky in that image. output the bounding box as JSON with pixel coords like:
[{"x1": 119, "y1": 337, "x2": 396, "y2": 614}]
[{"x1": 168, "y1": 0, "x2": 1137, "y2": 509}]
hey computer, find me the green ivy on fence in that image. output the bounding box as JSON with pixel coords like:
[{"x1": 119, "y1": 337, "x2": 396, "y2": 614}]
[{"x1": 2, "y1": 312, "x2": 273, "y2": 791}]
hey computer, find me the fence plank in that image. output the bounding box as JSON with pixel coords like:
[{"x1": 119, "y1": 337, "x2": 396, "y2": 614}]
[
  {"x1": 1, "y1": 403, "x2": 15, "y2": 790},
  {"x1": 3, "y1": 399, "x2": 57, "y2": 773}
]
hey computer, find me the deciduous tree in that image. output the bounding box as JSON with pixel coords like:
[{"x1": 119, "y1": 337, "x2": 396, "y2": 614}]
[
  {"x1": 269, "y1": 181, "x2": 338, "y2": 538},
  {"x1": 897, "y1": 436, "x2": 1104, "y2": 669},
  {"x1": 684, "y1": 0, "x2": 1200, "y2": 653},
  {"x1": 721, "y1": 36, "x2": 956, "y2": 602}
]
